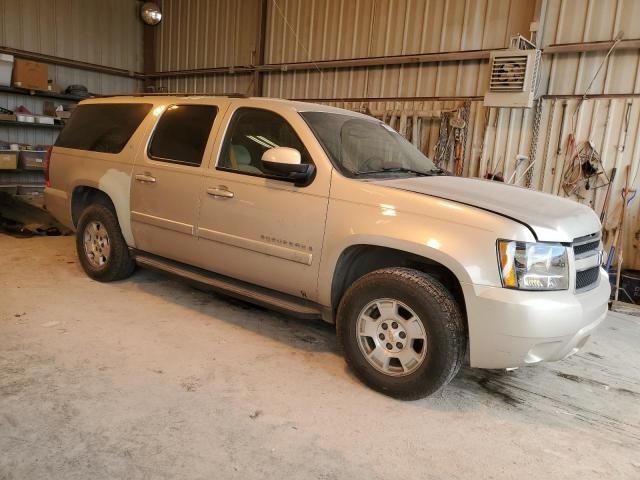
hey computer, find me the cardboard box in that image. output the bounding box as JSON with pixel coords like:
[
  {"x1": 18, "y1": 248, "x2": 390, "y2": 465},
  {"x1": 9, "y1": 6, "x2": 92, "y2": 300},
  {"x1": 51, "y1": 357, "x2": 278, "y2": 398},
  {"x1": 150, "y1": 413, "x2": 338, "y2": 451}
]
[
  {"x1": 12, "y1": 59, "x2": 48, "y2": 91},
  {"x1": 0, "y1": 113, "x2": 17, "y2": 122},
  {"x1": 0, "y1": 151, "x2": 18, "y2": 170}
]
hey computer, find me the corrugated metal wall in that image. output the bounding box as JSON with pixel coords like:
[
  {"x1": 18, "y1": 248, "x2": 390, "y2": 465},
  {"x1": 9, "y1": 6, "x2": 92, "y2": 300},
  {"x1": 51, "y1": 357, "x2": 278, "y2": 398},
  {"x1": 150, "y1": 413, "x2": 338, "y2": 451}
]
[
  {"x1": 544, "y1": 0, "x2": 640, "y2": 95},
  {"x1": 262, "y1": 0, "x2": 533, "y2": 98},
  {"x1": 0, "y1": 0, "x2": 142, "y2": 92},
  {"x1": 155, "y1": 0, "x2": 259, "y2": 94},
  {"x1": 155, "y1": 0, "x2": 640, "y2": 270},
  {"x1": 0, "y1": 0, "x2": 143, "y2": 144}
]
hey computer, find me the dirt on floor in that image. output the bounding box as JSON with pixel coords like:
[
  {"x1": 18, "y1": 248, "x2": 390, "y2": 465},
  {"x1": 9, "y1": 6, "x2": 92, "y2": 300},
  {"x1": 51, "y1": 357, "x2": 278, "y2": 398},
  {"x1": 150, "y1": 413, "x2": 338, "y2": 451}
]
[{"x1": 1, "y1": 235, "x2": 639, "y2": 480}]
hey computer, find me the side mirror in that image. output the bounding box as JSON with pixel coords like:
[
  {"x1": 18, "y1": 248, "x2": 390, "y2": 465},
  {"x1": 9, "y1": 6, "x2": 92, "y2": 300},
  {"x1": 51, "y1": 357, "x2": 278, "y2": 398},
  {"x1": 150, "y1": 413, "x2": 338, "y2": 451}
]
[{"x1": 261, "y1": 147, "x2": 314, "y2": 185}]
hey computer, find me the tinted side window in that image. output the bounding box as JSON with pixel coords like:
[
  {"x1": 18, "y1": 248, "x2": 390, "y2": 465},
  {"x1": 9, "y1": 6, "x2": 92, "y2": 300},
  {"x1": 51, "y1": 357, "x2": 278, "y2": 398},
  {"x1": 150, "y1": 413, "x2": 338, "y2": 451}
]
[
  {"x1": 55, "y1": 103, "x2": 152, "y2": 154},
  {"x1": 218, "y1": 108, "x2": 312, "y2": 176},
  {"x1": 148, "y1": 105, "x2": 217, "y2": 166}
]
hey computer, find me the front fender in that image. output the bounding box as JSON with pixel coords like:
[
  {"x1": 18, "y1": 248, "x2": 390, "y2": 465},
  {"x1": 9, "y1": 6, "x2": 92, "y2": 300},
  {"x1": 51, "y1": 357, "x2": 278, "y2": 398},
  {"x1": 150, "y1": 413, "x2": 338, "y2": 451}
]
[{"x1": 317, "y1": 188, "x2": 534, "y2": 307}]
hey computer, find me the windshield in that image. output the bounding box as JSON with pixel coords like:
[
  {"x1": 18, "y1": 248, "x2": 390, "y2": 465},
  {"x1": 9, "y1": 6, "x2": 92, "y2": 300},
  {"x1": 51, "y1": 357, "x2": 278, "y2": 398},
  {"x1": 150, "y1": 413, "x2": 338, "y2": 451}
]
[{"x1": 301, "y1": 111, "x2": 441, "y2": 178}]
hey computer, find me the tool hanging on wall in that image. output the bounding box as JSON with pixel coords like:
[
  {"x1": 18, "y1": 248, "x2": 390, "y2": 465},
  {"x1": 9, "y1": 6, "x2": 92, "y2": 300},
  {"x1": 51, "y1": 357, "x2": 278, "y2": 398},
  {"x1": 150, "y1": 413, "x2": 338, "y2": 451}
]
[
  {"x1": 525, "y1": 99, "x2": 543, "y2": 188},
  {"x1": 434, "y1": 104, "x2": 468, "y2": 174},
  {"x1": 537, "y1": 99, "x2": 556, "y2": 190},
  {"x1": 556, "y1": 101, "x2": 567, "y2": 156},
  {"x1": 561, "y1": 141, "x2": 610, "y2": 199},
  {"x1": 450, "y1": 115, "x2": 466, "y2": 176},
  {"x1": 613, "y1": 165, "x2": 637, "y2": 301},
  {"x1": 600, "y1": 167, "x2": 617, "y2": 224},
  {"x1": 485, "y1": 155, "x2": 505, "y2": 182},
  {"x1": 434, "y1": 111, "x2": 454, "y2": 168},
  {"x1": 507, "y1": 155, "x2": 533, "y2": 185}
]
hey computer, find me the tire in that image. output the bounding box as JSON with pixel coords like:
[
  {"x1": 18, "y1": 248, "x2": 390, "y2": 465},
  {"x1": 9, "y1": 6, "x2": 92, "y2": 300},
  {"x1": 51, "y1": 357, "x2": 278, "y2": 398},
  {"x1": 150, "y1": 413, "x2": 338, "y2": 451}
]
[
  {"x1": 76, "y1": 203, "x2": 135, "y2": 282},
  {"x1": 337, "y1": 268, "x2": 466, "y2": 400}
]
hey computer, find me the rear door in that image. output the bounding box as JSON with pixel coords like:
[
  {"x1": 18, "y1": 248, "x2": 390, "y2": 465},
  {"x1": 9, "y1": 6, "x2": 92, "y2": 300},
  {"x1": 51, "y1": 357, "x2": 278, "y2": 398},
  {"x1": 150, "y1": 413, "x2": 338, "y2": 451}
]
[{"x1": 130, "y1": 101, "x2": 229, "y2": 265}]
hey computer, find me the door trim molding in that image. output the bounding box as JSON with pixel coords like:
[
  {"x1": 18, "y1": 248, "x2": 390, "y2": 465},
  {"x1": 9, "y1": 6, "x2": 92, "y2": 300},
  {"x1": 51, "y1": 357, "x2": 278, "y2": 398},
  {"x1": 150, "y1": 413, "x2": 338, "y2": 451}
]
[
  {"x1": 131, "y1": 211, "x2": 194, "y2": 235},
  {"x1": 197, "y1": 227, "x2": 313, "y2": 266}
]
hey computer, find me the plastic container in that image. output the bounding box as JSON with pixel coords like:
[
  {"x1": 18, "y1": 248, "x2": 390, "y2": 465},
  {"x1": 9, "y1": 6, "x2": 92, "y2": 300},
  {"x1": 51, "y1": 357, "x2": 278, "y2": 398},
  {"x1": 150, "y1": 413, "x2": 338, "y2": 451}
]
[
  {"x1": 0, "y1": 54, "x2": 13, "y2": 87},
  {"x1": 0, "y1": 185, "x2": 18, "y2": 194},
  {"x1": 16, "y1": 114, "x2": 35, "y2": 123},
  {"x1": 35, "y1": 116, "x2": 55, "y2": 125},
  {"x1": 17, "y1": 185, "x2": 44, "y2": 195},
  {"x1": 18, "y1": 150, "x2": 47, "y2": 170}
]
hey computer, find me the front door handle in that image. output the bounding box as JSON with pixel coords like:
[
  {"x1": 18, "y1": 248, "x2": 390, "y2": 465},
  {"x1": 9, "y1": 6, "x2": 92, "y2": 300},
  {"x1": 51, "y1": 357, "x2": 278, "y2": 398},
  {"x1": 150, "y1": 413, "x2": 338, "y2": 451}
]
[
  {"x1": 135, "y1": 173, "x2": 157, "y2": 183},
  {"x1": 206, "y1": 186, "x2": 234, "y2": 199}
]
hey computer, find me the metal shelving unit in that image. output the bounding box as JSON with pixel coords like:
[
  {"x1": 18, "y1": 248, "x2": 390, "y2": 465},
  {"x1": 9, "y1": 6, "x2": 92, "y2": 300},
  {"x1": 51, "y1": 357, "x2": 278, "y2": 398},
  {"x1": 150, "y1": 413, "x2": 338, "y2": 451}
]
[
  {"x1": 0, "y1": 87, "x2": 73, "y2": 191},
  {"x1": 0, "y1": 85, "x2": 87, "y2": 102},
  {"x1": 0, "y1": 119, "x2": 63, "y2": 129}
]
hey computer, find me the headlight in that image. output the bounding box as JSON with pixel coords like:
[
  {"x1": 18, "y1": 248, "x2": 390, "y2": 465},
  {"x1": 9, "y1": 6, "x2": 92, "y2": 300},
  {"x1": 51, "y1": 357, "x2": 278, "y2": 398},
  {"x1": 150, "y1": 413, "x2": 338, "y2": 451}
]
[{"x1": 497, "y1": 240, "x2": 569, "y2": 291}]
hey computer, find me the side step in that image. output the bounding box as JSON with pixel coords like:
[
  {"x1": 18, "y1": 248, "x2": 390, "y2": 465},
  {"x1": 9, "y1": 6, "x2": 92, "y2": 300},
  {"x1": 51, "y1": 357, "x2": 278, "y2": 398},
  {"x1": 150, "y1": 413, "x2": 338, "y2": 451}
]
[{"x1": 133, "y1": 252, "x2": 324, "y2": 320}]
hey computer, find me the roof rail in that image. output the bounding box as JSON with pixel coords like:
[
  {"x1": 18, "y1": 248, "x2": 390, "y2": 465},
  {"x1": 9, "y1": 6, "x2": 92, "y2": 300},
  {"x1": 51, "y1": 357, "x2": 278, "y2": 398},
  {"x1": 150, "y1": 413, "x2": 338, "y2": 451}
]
[{"x1": 100, "y1": 92, "x2": 249, "y2": 98}]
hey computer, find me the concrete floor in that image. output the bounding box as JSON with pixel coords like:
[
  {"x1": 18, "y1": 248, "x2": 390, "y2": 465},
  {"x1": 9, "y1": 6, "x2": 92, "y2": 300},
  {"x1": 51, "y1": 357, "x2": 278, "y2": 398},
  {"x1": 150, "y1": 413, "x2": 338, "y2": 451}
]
[{"x1": 1, "y1": 234, "x2": 639, "y2": 480}]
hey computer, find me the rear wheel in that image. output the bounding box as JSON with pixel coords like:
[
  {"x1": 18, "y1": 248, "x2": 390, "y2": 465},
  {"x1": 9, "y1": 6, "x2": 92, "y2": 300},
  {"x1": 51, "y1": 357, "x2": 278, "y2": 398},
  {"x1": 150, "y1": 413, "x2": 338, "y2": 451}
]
[
  {"x1": 76, "y1": 204, "x2": 135, "y2": 282},
  {"x1": 337, "y1": 268, "x2": 466, "y2": 400}
]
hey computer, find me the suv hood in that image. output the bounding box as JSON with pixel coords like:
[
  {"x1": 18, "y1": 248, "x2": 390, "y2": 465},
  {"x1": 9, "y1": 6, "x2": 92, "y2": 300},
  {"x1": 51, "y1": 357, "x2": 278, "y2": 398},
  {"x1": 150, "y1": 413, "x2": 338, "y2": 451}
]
[{"x1": 374, "y1": 176, "x2": 600, "y2": 243}]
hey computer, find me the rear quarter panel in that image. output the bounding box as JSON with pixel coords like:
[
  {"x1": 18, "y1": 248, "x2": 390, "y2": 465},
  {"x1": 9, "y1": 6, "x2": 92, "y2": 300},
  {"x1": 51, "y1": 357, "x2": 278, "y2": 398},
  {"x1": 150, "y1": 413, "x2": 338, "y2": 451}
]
[{"x1": 45, "y1": 101, "x2": 160, "y2": 246}]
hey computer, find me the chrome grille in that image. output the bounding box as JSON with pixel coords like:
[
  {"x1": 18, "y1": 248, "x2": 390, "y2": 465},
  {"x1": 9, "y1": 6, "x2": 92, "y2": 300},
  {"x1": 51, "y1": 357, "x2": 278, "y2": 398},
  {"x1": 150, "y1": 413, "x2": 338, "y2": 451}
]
[{"x1": 572, "y1": 233, "x2": 602, "y2": 292}]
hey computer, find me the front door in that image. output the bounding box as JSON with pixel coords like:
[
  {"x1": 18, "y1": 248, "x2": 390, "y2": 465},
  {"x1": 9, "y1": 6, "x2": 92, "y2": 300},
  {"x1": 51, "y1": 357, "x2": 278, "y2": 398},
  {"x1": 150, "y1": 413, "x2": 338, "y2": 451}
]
[
  {"x1": 130, "y1": 102, "x2": 225, "y2": 265},
  {"x1": 195, "y1": 106, "x2": 330, "y2": 300}
]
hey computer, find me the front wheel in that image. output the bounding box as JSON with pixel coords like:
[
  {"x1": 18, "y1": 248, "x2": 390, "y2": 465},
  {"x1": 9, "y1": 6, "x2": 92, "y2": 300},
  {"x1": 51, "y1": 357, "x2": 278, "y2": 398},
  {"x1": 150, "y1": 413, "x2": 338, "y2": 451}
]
[
  {"x1": 337, "y1": 268, "x2": 466, "y2": 400},
  {"x1": 76, "y1": 203, "x2": 135, "y2": 282}
]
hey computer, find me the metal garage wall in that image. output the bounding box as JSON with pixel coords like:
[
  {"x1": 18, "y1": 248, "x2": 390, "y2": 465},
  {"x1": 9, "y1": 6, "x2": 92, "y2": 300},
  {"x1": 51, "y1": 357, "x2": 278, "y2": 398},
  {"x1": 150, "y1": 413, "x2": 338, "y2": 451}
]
[
  {"x1": 154, "y1": 0, "x2": 259, "y2": 93},
  {"x1": 263, "y1": 0, "x2": 534, "y2": 98},
  {"x1": 543, "y1": 0, "x2": 640, "y2": 95},
  {"x1": 0, "y1": 0, "x2": 143, "y2": 92}
]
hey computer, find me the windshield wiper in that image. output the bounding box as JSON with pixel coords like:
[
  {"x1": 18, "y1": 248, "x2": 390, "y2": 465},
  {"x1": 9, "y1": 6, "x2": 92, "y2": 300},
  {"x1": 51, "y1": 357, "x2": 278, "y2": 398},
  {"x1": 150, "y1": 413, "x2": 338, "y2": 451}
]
[{"x1": 355, "y1": 166, "x2": 445, "y2": 176}]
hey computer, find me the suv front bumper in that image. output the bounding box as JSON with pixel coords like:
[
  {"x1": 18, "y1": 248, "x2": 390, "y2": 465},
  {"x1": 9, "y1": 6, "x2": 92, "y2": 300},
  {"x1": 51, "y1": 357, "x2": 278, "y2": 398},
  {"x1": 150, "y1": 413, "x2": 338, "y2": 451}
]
[{"x1": 463, "y1": 269, "x2": 610, "y2": 369}]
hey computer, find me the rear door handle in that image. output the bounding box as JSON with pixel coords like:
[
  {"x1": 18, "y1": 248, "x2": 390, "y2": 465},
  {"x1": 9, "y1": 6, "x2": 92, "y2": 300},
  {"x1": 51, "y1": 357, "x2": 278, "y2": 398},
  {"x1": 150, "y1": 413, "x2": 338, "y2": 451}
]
[
  {"x1": 135, "y1": 173, "x2": 157, "y2": 183},
  {"x1": 206, "y1": 186, "x2": 234, "y2": 199}
]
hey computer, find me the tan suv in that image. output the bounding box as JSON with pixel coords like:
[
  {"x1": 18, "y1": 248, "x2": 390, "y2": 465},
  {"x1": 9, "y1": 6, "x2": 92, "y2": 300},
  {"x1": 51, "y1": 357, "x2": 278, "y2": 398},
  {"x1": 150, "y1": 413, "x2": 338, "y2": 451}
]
[{"x1": 45, "y1": 95, "x2": 610, "y2": 399}]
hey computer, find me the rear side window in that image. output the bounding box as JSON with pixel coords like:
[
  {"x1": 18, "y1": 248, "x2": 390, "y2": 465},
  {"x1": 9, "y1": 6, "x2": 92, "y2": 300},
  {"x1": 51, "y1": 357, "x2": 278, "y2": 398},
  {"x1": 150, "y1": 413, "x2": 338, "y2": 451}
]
[
  {"x1": 148, "y1": 105, "x2": 217, "y2": 166},
  {"x1": 55, "y1": 103, "x2": 152, "y2": 154}
]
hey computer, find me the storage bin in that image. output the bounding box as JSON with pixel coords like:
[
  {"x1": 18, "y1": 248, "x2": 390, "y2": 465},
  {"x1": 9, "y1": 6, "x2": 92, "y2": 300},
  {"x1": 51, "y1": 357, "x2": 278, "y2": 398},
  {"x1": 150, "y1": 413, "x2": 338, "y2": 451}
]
[
  {"x1": 18, "y1": 150, "x2": 46, "y2": 170},
  {"x1": 16, "y1": 114, "x2": 35, "y2": 123},
  {"x1": 35, "y1": 116, "x2": 55, "y2": 125},
  {"x1": 0, "y1": 151, "x2": 18, "y2": 170},
  {"x1": 0, "y1": 185, "x2": 18, "y2": 195},
  {"x1": 0, "y1": 54, "x2": 13, "y2": 86},
  {"x1": 17, "y1": 185, "x2": 44, "y2": 195}
]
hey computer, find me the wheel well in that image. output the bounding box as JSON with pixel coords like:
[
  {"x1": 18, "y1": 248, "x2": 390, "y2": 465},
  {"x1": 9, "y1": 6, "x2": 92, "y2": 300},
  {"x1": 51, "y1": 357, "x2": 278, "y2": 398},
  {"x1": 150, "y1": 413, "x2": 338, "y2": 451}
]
[
  {"x1": 71, "y1": 186, "x2": 115, "y2": 227},
  {"x1": 331, "y1": 245, "x2": 467, "y2": 328}
]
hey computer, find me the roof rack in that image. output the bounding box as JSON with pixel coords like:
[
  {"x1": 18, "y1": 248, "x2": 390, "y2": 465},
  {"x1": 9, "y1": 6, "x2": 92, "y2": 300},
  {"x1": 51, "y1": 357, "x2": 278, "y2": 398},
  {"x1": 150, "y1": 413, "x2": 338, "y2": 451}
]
[{"x1": 100, "y1": 92, "x2": 249, "y2": 98}]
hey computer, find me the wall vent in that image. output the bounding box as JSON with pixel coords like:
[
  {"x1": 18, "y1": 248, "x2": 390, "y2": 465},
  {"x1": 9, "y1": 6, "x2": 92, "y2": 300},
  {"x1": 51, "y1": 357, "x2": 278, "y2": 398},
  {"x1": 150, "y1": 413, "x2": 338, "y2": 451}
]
[{"x1": 484, "y1": 49, "x2": 541, "y2": 108}]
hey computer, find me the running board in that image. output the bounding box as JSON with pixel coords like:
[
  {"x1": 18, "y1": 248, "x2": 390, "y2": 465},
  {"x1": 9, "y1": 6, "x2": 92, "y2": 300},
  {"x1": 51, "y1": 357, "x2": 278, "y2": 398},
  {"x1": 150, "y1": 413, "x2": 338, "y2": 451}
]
[{"x1": 133, "y1": 253, "x2": 323, "y2": 320}]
